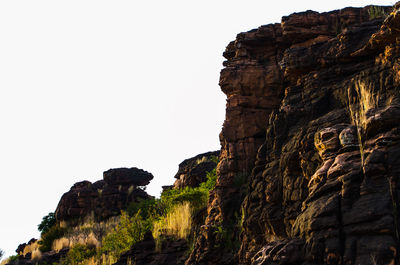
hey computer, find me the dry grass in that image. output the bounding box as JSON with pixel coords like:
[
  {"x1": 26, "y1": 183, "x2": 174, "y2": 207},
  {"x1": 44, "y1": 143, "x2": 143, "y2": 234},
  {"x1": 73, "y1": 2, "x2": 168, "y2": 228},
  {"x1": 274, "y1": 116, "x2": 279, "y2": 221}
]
[
  {"x1": 15, "y1": 240, "x2": 42, "y2": 261},
  {"x1": 22, "y1": 240, "x2": 39, "y2": 257},
  {"x1": 52, "y1": 237, "x2": 70, "y2": 252},
  {"x1": 348, "y1": 80, "x2": 379, "y2": 127},
  {"x1": 153, "y1": 202, "x2": 192, "y2": 251},
  {"x1": 348, "y1": 80, "x2": 380, "y2": 170},
  {"x1": 53, "y1": 232, "x2": 101, "y2": 252},
  {"x1": 196, "y1": 156, "x2": 208, "y2": 165},
  {"x1": 52, "y1": 214, "x2": 119, "y2": 253},
  {"x1": 81, "y1": 254, "x2": 117, "y2": 265},
  {"x1": 31, "y1": 248, "x2": 42, "y2": 260}
]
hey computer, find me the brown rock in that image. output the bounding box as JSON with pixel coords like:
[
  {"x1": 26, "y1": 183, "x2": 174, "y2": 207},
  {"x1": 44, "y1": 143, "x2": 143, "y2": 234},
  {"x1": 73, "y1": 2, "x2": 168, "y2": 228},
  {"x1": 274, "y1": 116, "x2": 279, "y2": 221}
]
[
  {"x1": 173, "y1": 151, "x2": 219, "y2": 189},
  {"x1": 55, "y1": 167, "x2": 153, "y2": 222},
  {"x1": 188, "y1": 3, "x2": 400, "y2": 265},
  {"x1": 103, "y1": 167, "x2": 153, "y2": 186}
]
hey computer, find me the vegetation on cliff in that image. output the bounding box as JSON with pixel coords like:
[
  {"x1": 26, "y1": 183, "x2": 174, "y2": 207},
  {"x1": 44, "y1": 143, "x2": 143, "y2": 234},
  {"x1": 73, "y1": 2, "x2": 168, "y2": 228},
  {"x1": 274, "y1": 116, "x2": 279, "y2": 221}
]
[{"x1": 4, "y1": 160, "x2": 218, "y2": 265}]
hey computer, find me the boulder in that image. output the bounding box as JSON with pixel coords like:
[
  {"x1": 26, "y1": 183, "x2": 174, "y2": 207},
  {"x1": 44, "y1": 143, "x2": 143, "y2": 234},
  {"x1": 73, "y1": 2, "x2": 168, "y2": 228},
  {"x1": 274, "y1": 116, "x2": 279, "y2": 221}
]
[{"x1": 55, "y1": 167, "x2": 153, "y2": 222}]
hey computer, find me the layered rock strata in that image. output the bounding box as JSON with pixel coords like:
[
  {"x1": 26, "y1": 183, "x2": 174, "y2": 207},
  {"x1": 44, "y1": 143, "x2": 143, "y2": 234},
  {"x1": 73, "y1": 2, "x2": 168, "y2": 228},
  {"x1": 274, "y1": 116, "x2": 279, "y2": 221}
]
[
  {"x1": 189, "y1": 4, "x2": 399, "y2": 265},
  {"x1": 240, "y1": 5, "x2": 399, "y2": 265}
]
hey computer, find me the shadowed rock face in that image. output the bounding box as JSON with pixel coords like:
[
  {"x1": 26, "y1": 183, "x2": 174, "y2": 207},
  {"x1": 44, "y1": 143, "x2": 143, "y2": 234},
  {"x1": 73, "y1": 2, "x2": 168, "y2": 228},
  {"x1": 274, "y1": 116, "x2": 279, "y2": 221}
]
[
  {"x1": 173, "y1": 151, "x2": 220, "y2": 189},
  {"x1": 103, "y1": 167, "x2": 153, "y2": 186},
  {"x1": 55, "y1": 167, "x2": 153, "y2": 222},
  {"x1": 188, "y1": 4, "x2": 400, "y2": 265},
  {"x1": 114, "y1": 235, "x2": 188, "y2": 265}
]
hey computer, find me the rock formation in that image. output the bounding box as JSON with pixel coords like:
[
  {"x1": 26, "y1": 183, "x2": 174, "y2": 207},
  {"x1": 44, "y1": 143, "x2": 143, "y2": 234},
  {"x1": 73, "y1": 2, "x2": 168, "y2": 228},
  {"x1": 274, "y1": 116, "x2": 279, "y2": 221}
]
[
  {"x1": 188, "y1": 4, "x2": 400, "y2": 265},
  {"x1": 6, "y1": 3, "x2": 400, "y2": 265},
  {"x1": 55, "y1": 167, "x2": 153, "y2": 222},
  {"x1": 173, "y1": 151, "x2": 219, "y2": 189}
]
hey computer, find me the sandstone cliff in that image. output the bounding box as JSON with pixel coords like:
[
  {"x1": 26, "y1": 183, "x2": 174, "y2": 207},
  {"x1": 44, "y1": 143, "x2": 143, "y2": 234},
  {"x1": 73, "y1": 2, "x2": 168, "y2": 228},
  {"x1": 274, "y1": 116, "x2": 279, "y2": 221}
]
[
  {"x1": 188, "y1": 4, "x2": 400, "y2": 265},
  {"x1": 5, "y1": 4, "x2": 400, "y2": 265}
]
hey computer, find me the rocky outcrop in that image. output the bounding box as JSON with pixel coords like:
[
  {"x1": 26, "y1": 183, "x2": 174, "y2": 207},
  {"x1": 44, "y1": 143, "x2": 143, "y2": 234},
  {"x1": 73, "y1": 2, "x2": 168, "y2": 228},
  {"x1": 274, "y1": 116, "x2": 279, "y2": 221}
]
[
  {"x1": 173, "y1": 151, "x2": 219, "y2": 189},
  {"x1": 55, "y1": 167, "x2": 153, "y2": 222},
  {"x1": 16, "y1": 238, "x2": 37, "y2": 257},
  {"x1": 188, "y1": 4, "x2": 399, "y2": 265}
]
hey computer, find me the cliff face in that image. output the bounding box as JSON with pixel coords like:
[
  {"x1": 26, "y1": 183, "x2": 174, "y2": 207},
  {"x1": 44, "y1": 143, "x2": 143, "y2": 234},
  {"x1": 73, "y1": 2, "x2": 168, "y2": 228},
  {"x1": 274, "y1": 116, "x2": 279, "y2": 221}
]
[
  {"x1": 189, "y1": 4, "x2": 400, "y2": 265},
  {"x1": 6, "y1": 4, "x2": 400, "y2": 265}
]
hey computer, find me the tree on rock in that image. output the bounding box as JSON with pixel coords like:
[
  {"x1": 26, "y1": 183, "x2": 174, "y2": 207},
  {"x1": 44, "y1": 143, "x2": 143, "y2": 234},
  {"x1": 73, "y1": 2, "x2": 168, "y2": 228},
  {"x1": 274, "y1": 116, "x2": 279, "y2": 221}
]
[{"x1": 38, "y1": 212, "x2": 56, "y2": 235}]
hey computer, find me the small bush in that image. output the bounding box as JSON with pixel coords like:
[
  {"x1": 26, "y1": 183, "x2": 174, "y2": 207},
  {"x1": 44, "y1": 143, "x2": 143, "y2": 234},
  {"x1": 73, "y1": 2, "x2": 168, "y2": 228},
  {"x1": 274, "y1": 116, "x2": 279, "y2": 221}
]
[
  {"x1": 199, "y1": 168, "x2": 217, "y2": 191},
  {"x1": 161, "y1": 187, "x2": 208, "y2": 211},
  {"x1": 38, "y1": 212, "x2": 56, "y2": 235},
  {"x1": 39, "y1": 226, "x2": 68, "y2": 252},
  {"x1": 60, "y1": 244, "x2": 96, "y2": 265},
  {"x1": 101, "y1": 211, "x2": 147, "y2": 259},
  {"x1": 8, "y1": 255, "x2": 19, "y2": 261},
  {"x1": 127, "y1": 198, "x2": 163, "y2": 221}
]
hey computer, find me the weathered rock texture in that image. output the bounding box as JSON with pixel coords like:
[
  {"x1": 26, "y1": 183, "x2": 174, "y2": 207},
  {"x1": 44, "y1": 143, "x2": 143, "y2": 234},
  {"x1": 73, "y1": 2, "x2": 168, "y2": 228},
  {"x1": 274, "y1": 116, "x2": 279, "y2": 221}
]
[
  {"x1": 173, "y1": 151, "x2": 219, "y2": 189},
  {"x1": 189, "y1": 4, "x2": 400, "y2": 265},
  {"x1": 7, "y1": 4, "x2": 400, "y2": 265},
  {"x1": 55, "y1": 167, "x2": 153, "y2": 222}
]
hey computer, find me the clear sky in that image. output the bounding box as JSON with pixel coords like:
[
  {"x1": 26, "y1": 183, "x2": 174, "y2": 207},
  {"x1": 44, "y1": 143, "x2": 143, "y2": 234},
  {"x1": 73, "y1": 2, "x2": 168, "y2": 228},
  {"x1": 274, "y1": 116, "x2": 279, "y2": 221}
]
[{"x1": 0, "y1": 0, "x2": 393, "y2": 260}]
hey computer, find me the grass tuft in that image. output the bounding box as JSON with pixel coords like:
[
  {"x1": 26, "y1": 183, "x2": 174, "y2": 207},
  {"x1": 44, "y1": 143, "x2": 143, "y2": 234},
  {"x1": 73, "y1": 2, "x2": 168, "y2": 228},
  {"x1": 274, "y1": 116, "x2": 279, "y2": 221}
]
[
  {"x1": 347, "y1": 80, "x2": 379, "y2": 170},
  {"x1": 153, "y1": 202, "x2": 192, "y2": 251}
]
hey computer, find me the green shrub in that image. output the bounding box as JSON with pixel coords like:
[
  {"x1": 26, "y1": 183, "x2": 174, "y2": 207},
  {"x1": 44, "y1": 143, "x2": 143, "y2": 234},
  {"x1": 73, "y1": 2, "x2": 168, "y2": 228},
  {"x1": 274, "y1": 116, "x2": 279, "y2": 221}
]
[
  {"x1": 161, "y1": 166, "x2": 217, "y2": 212},
  {"x1": 60, "y1": 244, "x2": 96, "y2": 265},
  {"x1": 39, "y1": 226, "x2": 68, "y2": 252},
  {"x1": 209, "y1": 155, "x2": 219, "y2": 164},
  {"x1": 199, "y1": 168, "x2": 217, "y2": 191},
  {"x1": 161, "y1": 187, "x2": 208, "y2": 211},
  {"x1": 100, "y1": 163, "x2": 218, "y2": 255},
  {"x1": 127, "y1": 198, "x2": 163, "y2": 221},
  {"x1": 8, "y1": 254, "x2": 19, "y2": 261},
  {"x1": 101, "y1": 211, "x2": 147, "y2": 259},
  {"x1": 38, "y1": 212, "x2": 56, "y2": 235}
]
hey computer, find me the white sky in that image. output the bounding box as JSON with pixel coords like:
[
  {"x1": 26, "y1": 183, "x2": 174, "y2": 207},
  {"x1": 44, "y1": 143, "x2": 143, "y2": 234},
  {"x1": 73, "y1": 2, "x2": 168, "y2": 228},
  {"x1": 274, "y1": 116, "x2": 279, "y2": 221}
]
[{"x1": 0, "y1": 0, "x2": 393, "y2": 260}]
